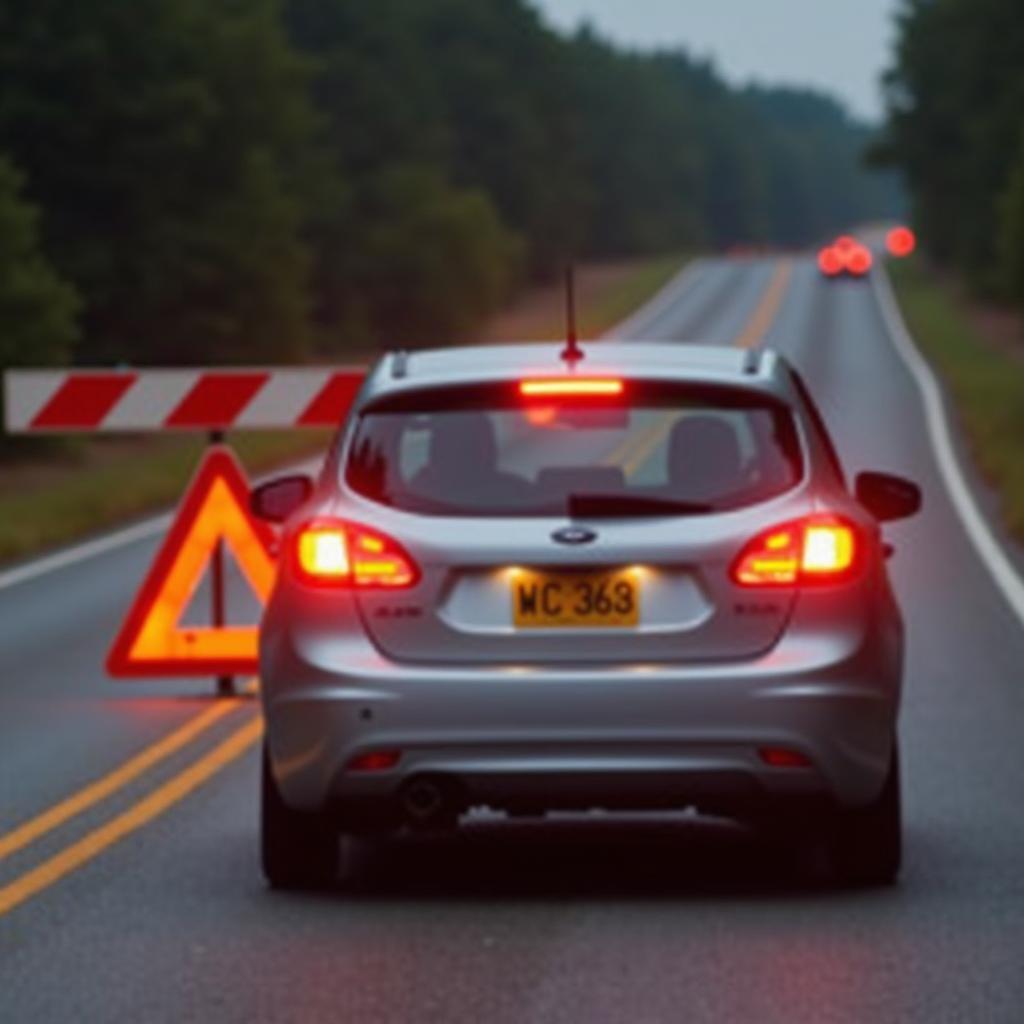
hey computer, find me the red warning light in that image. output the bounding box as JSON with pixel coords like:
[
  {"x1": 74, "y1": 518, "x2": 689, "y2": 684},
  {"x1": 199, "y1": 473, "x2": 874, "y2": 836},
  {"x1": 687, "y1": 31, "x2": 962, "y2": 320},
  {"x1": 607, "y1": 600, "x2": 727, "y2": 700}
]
[{"x1": 886, "y1": 227, "x2": 917, "y2": 259}]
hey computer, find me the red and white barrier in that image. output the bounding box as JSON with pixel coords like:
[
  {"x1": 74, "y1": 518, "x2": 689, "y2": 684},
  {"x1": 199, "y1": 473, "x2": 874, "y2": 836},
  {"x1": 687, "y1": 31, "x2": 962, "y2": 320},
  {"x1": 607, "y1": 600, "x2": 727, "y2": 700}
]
[{"x1": 3, "y1": 367, "x2": 367, "y2": 432}]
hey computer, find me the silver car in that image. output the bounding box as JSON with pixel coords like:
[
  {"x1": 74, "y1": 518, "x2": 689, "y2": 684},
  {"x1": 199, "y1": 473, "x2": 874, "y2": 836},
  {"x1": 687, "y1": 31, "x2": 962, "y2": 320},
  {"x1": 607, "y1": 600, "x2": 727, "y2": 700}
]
[{"x1": 252, "y1": 342, "x2": 920, "y2": 889}]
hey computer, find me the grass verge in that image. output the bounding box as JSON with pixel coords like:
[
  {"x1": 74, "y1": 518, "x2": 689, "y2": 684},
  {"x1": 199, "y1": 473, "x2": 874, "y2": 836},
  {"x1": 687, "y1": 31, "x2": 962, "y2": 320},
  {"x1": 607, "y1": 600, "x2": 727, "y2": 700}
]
[
  {"x1": 0, "y1": 431, "x2": 329, "y2": 566},
  {"x1": 573, "y1": 253, "x2": 687, "y2": 339},
  {"x1": 481, "y1": 253, "x2": 688, "y2": 342},
  {"x1": 0, "y1": 254, "x2": 687, "y2": 566},
  {"x1": 889, "y1": 258, "x2": 1024, "y2": 541}
]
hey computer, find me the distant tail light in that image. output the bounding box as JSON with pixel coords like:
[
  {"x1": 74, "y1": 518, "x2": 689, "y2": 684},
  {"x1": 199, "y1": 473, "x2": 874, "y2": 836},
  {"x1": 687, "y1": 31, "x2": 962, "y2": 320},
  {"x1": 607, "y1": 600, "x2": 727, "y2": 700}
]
[
  {"x1": 847, "y1": 246, "x2": 873, "y2": 276},
  {"x1": 732, "y1": 515, "x2": 859, "y2": 587},
  {"x1": 294, "y1": 519, "x2": 419, "y2": 588},
  {"x1": 818, "y1": 247, "x2": 841, "y2": 275},
  {"x1": 886, "y1": 226, "x2": 916, "y2": 258}
]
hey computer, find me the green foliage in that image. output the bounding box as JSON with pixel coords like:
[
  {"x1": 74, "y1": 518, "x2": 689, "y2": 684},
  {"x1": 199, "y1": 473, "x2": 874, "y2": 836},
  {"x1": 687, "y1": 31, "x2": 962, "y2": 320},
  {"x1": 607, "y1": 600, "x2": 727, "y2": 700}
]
[
  {"x1": 743, "y1": 88, "x2": 903, "y2": 248},
  {"x1": 354, "y1": 165, "x2": 524, "y2": 346},
  {"x1": 0, "y1": 0, "x2": 317, "y2": 366},
  {"x1": 0, "y1": 430, "x2": 329, "y2": 564},
  {"x1": 882, "y1": 0, "x2": 1024, "y2": 296},
  {"x1": 0, "y1": 0, "x2": 900, "y2": 375},
  {"x1": 997, "y1": 135, "x2": 1024, "y2": 307},
  {"x1": 0, "y1": 156, "x2": 79, "y2": 444},
  {"x1": 0, "y1": 157, "x2": 79, "y2": 368}
]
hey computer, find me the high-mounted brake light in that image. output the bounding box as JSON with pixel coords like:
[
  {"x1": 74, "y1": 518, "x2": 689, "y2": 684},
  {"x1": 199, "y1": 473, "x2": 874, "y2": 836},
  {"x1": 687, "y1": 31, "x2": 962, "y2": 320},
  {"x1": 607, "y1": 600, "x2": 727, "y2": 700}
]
[
  {"x1": 732, "y1": 515, "x2": 859, "y2": 587},
  {"x1": 294, "y1": 519, "x2": 419, "y2": 588},
  {"x1": 519, "y1": 378, "x2": 624, "y2": 398}
]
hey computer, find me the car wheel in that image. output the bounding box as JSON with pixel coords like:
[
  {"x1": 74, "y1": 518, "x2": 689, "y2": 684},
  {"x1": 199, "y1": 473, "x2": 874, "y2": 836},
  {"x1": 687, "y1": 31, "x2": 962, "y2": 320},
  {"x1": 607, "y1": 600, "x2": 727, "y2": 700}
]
[
  {"x1": 827, "y1": 743, "x2": 902, "y2": 887},
  {"x1": 261, "y1": 744, "x2": 338, "y2": 890}
]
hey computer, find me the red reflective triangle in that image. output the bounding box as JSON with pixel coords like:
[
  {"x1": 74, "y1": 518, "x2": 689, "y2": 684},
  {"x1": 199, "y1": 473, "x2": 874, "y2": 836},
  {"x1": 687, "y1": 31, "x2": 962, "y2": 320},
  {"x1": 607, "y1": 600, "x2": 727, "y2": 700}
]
[{"x1": 107, "y1": 446, "x2": 277, "y2": 678}]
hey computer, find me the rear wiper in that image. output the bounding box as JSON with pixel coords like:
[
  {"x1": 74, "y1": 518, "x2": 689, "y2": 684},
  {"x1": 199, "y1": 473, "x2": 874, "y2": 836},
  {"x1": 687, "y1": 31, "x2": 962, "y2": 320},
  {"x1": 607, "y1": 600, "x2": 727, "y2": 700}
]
[{"x1": 567, "y1": 493, "x2": 713, "y2": 518}]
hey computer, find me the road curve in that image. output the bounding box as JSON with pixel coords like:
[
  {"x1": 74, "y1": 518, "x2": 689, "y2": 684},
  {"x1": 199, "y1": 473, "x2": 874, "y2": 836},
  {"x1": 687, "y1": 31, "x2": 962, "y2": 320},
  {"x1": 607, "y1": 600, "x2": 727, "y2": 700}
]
[{"x1": 2, "y1": 255, "x2": 1024, "y2": 1023}]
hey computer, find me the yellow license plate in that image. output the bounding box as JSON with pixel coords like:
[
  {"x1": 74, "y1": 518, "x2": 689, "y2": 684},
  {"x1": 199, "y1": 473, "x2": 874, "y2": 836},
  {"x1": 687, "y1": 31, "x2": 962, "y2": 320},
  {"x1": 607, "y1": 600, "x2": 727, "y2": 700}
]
[{"x1": 512, "y1": 569, "x2": 640, "y2": 629}]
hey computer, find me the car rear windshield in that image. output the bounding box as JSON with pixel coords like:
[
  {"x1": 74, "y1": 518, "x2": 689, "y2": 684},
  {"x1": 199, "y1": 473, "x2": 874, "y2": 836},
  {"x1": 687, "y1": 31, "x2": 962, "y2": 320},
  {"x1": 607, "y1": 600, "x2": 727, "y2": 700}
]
[{"x1": 344, "y1": 382, "x2": 803, "y2": 517}]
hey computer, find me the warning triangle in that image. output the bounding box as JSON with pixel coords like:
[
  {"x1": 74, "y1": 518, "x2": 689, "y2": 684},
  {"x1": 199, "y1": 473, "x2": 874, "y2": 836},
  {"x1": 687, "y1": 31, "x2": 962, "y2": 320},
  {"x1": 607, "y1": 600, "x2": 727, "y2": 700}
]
[{"x1": 107, "y1": 446, "x2": 277, "y2": 678}]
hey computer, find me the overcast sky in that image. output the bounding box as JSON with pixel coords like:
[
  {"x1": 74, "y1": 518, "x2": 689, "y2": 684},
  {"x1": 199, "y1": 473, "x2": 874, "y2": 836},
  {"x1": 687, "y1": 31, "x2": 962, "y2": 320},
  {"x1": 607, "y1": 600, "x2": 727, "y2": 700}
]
[{"x1": 529, "y1": 0, "x2": 901, "y2": 122}]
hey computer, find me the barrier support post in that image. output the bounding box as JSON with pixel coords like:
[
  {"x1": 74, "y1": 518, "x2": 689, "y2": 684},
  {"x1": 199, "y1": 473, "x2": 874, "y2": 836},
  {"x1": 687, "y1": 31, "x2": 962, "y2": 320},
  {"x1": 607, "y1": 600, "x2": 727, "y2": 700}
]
[{"x1": 209, "y1": 430, "x2": 235, "y2": 698}]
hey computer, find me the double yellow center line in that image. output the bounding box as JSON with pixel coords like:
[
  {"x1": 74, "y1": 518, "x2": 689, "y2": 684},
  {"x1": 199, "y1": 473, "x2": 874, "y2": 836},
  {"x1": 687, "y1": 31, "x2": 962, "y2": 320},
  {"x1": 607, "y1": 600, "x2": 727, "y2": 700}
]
[
  {"x1": 735, "y1": 260, "x2": 792, "y2": 350},
  {"x1": 0, "y1": 681, "x2": 262, "y2": 918}
]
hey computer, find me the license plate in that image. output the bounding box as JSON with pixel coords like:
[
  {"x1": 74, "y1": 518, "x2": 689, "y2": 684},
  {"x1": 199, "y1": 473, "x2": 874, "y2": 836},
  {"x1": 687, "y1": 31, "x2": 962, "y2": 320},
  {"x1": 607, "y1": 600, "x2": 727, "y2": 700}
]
[{"x1": 512, "y1": 569, "x2": 640, "y2": 629}]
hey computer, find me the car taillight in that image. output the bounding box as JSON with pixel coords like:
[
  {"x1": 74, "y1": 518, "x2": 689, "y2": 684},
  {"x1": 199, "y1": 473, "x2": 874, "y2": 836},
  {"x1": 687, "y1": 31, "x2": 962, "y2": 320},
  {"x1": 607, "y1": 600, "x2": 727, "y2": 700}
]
[
  {"x1": 732, "y1": 515, "x2": 859, "y2": 587},
  {"x1": 818, "y1": 247, "x2": 841, "y2": 275},
  {"x1": 294, "y1": 519, "x2": 419, "y2": 588},
  {"x1": 886, "y1": 226, "x2": 916, "y2": 258},
  {"x1": 847, "y1": 246, "x2": 873, "y2": 275}
]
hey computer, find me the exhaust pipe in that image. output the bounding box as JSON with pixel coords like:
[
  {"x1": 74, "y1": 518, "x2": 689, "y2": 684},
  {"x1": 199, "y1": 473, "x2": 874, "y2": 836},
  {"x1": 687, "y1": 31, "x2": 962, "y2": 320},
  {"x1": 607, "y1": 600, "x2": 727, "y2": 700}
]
[
  {"x1": 402, "y1": 778, "x2": 445, "y2": 822},
  {"x1": 401, "y1": 775, "x2": 465, "y2": 828}
]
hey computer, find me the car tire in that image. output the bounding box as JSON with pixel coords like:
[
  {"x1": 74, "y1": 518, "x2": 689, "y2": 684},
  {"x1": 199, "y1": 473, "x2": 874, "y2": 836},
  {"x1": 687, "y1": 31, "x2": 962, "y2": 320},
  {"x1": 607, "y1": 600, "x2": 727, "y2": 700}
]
[
  {"x1": 261, "y1": 744, "x2": 338, "y2": 890},
  {"x1": 827, "y1": 743, "x2": 902, "y2": 887}
]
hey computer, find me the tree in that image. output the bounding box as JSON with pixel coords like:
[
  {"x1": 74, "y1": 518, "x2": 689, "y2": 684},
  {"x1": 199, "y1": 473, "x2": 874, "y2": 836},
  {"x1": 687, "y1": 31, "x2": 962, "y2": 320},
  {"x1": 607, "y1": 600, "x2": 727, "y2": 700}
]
[
  {"x1": 882, "y1": 0, "x2": 1024, "y2": 289},
  {"x1": 998, "y1": 135, "x2": 1024, "y2": 308},
  {"x1": 354, "y1": 165, "x2": 522, "y2": 346},
  {"x1": 0, "y1": 156, "x2": 79, "y2": 441},
  {"x1": 0, "y1": 0, "x2": 903, "y2": 366},
  {"x1": 0, "y1": 0, "x2": 318, "y2": 365}
]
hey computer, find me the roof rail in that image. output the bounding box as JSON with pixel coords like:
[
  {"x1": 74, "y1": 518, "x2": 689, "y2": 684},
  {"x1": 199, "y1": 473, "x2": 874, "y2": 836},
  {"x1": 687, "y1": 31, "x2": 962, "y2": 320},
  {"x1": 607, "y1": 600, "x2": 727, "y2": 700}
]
[
  {"x1": 391, "y1": 350, "x2": 409, "y2": 380},
  {"x1": 742, "y1": 347, "x2": 761, "y2": 375}
]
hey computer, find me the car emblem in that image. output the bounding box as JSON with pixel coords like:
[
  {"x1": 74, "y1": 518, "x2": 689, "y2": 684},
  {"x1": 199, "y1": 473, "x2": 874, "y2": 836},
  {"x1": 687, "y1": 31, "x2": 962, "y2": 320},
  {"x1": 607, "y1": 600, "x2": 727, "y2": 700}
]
[{"x1": 552, "y1": 525, "x2": 598, "y2": 546}]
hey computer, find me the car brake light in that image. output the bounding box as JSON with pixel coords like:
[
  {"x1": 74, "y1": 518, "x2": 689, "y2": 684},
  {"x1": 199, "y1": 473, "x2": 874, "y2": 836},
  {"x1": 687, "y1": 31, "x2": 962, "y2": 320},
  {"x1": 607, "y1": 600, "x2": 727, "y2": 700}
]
[
  {"x1": 732, "y1": 515, "x2": 859, "y2": 586},
  {"x1": 802, "y1": 521, "x2": 855, "y2": 575},
  {"x1": 295, "y1": 520, "x2": 419, "y2": 588},
  {"x1": 519, "y1": 378, "x2": 624, "y2": 398}
]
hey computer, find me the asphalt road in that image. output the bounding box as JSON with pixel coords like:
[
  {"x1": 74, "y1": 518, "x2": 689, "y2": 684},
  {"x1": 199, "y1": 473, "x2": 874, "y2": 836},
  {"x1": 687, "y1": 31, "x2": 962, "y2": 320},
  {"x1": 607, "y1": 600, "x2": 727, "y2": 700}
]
[{"x1": 3, "y1": 255, "x2": 1024, "y2": 1022}]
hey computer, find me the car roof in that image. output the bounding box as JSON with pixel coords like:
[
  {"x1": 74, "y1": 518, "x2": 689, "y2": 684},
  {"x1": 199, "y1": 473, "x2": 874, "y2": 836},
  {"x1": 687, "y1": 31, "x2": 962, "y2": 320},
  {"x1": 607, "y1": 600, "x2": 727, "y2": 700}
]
[{"x1": 358, "y1": 341, "x2": 791, "y2": 404}]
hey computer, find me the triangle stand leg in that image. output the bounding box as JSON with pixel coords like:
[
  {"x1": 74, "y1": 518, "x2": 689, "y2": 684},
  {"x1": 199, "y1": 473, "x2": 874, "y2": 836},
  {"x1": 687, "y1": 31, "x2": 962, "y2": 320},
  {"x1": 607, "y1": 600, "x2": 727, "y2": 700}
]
[{"x1": 210, "y1": 430, "x2": 235, "y2": 698}]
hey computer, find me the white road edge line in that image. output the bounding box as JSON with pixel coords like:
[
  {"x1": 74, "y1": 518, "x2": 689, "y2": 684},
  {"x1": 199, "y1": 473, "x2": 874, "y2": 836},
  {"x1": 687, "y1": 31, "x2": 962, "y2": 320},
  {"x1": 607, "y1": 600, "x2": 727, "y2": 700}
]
[
  {"x1": 0, "y1": 516, "x2": 172, "y2": 592},
  {"x1": 873, "y1": 264, "x2": 1024, "y2": 625},
  {"x1": 0, "y1": 455, "x2": 324, "y2": 593}
]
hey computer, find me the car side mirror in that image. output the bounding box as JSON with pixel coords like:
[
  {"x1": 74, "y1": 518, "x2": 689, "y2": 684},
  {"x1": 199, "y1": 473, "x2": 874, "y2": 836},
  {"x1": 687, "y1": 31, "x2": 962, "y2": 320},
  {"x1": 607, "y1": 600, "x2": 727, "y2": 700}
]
[
  {"x1": 855, "y1": 471, "x2": 921, "y2": 522},
  {"x1": 250, "y1": 475, "x2": 314, "y2": 523}
]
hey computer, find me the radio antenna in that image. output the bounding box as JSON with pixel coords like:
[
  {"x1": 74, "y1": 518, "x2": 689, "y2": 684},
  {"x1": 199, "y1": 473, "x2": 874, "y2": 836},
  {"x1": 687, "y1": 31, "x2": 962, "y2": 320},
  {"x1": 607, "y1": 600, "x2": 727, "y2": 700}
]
[{"x1": 560, "y1": 265, "x2": 584, "y2": 368}]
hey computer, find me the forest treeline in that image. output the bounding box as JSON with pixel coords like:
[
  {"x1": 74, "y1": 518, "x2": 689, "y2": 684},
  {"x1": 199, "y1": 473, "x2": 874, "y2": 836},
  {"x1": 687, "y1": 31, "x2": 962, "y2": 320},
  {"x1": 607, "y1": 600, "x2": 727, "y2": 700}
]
[
  {"x1": 881, "y1": 0, "x2": 1024, "y2": 306},
  {"x1": 0, "y1": 0, "x2": 899, "y2": 376}
]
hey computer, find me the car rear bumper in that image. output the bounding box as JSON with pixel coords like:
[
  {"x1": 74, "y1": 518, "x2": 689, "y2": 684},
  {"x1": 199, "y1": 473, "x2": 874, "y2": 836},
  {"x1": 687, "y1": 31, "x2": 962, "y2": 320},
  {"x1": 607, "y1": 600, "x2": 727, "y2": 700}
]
[{"x1": 261, "y1": 600, "x2": 902, "y2": 817}]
